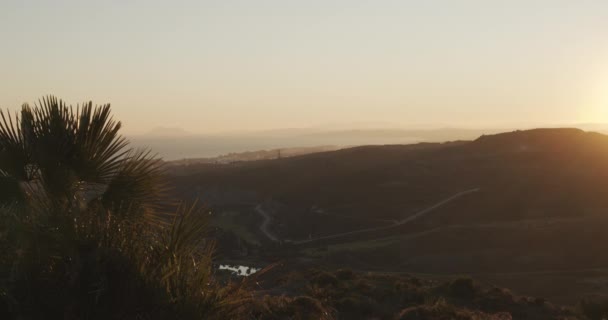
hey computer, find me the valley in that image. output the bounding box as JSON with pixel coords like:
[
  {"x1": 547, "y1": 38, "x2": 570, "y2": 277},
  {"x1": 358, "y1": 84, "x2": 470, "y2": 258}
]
[{"x1": 169, "y1": 128, "x2": 608, "y2": 305}]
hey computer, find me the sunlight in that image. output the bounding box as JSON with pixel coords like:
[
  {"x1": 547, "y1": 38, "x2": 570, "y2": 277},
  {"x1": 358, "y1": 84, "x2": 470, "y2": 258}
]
[
  {"x1": 594, "y1": 98, "x2": 608, "y2": 123},
  {"x1": 595, "y1": 108, "x2": 608, "y2": 122},
  {"x1": 581, "y1": 67, "x2": 608, "y2": 123},
  {"x1": 583, "y1": 105, "x2": 608, "y2": 123}
]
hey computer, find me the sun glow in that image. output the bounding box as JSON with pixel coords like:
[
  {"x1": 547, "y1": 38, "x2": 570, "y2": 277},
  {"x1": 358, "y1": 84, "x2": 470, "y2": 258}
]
[
  {"x1": 581, "y1": 102, "x2": 608, "y2": 124},
  {"x1": 587, "y1": 108, "x2": 608, "y2": 123},
  {"x1": 580, "y1": 66, "x2": 608, "y2": 123},
  {"x1": 591, "y1": 92, "x2": 608, "y2": 122}
]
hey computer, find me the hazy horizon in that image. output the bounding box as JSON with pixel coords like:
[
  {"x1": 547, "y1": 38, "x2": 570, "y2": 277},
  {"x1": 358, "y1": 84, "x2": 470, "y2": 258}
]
[
  {"x1": 2, "y1": 1, "x2": 608, "y2": 135},
  {"x1": 136, "y1": 121, "x2": 608, "y2": 137},
  {"x1": 129, "y1": 125, "x2": 608, "y2": 161}
]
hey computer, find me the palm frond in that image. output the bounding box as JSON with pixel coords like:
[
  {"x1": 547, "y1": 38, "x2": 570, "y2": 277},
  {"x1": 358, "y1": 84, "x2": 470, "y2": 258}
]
[
  {"x1": 0, "y1": 109, "x2": 29, "y2": 181},
  {"x1": 74, "y1": 101, "x2": 129, "y2": 183},
  {"x1": 17, "y1": 96, "x2": 130, "y2": 196},
  {"x1": 101, "y1": 149, "x2": 171, "y2": 220},
  {"x1": 166, "y1": 201, "x2": 212, "y2": 259},
  {"x1": 20, "y1": 97, "x2": 79, "y2": 197}
]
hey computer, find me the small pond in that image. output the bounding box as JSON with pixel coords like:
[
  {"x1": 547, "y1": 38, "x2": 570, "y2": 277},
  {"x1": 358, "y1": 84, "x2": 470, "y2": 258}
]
[{"x1": 218, "y1": 264, "x2": 260, "y2": 277}]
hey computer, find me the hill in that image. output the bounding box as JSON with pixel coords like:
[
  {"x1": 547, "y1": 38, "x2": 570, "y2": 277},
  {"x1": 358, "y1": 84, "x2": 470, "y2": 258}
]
[
  {"x1": 167, "y1": 145, "x2": 342, "y2": 166},
  {"x1": 131, "y1": 127, "x2": 506, "y2": 160},
  {"x1": 170, "y1": 128, "x2": 608, "y2": 303}
]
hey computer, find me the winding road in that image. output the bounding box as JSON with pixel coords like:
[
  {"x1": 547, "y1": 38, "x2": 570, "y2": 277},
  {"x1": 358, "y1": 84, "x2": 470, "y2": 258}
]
[
  {"x1": 255, "y1": 205, "x2": 279, "y2": 242},
  {"x1": 256, "y1": 188, "x2": 480, "y2": 245}
]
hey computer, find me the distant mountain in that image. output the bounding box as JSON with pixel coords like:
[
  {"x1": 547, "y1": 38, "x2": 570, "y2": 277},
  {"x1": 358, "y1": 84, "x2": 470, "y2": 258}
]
[
  {"x1": 130, "y1": 127, "x2": 508, "y2": 160},
  {"x1": 573, "y1": 122, "x2": 608, "y2": 133},
  {"x1": 473, "y1": 127, "x2": 607, "y2": 151},
  {"x1": 133, "y1": 125, "x2": 608, "y2": 161},
  {"x1": 145, "y1": 126, "x2": 193, "y2": 137},
  {"x1": 167, "y1": 145, "x2": 342, "y2": 166},
  {"x1": 308, "y1": 121, "x2": 405, "y2": 131}
]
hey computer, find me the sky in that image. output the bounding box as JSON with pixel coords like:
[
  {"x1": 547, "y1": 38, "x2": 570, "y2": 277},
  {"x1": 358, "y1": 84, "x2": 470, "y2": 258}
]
[{"x1": 1, "y1": 0, "x2": 608, "y2": 134}]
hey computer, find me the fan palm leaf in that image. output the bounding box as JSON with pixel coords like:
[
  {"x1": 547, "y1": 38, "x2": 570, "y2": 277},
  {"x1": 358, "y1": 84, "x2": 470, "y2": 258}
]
[
  {"x1": 0, "y1": 110, "x2": 30, "y2": 203},
  {"x1": 0, "y1": 96, "x2": 169, "y2": 217}
]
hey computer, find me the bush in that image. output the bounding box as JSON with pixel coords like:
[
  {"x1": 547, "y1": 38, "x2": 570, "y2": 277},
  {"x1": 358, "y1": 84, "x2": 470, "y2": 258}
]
[
  {"x1": 580, "y1": 296, "x2": 608, "y2": 320},
  {"x1": 249, "y1": 295, "x2": 333, "y2": 320},
  {"x1": 335, "y1": 295, "x2": 377, "y2": 316},
  {"x1": 477, "y1": 287, "x2": 516, "y2": 312},
  {"x1": 311, "y1": 271, "x2": 339, "y2": 287},
  {"x1": 396, "y1": 299, "x2": 499, "y2": 320},
  {"x1": 448, "y1": 277, "x2": 478, "y2": 299},
  {"x1": 335, "y1": 268, "x2": 355, "y2": 280}
]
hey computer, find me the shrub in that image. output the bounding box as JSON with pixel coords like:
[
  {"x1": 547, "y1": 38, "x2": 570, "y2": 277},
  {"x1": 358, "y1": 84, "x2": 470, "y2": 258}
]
[
  {"x1": 249, "y1": 295, "x2": 334, "y2": 320},
  {"x1": 335, "y1": 295, "x2": 376, "y2": 316},
  {"x1": 335, "y1": 268, "x2": 355, "y2": 280},
  {"x1": 396, "y1": 299, "x2": 497, "y2": 320},
  {"x1": 311, "y1": 271, "x2": 339, "y2": 287},
  {"x1": 448, "y1": 277, "x2": 478, "y2": 299},
  {"x1": 580, "y1": 296, "x2": 608, "y2": 320}
]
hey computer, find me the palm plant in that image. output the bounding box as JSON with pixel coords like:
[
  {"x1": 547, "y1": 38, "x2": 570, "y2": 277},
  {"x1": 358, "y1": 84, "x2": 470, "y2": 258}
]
[
  {"x1": 0, "y1": 96, "x2": 167, "y2": 214},
  {"x1": 0, "y1": 96, "x2": 249, "y2": 319}
]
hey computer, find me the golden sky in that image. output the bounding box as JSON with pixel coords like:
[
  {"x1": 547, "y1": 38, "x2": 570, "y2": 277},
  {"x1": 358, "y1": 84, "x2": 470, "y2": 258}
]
[{"x1": 1, "y1": 1, "x2": 608, "y2": 134}]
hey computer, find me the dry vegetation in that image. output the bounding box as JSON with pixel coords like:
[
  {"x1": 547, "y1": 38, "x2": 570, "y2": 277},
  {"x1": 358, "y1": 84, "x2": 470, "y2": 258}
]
[{"x1": 249, "y1": 267, "x2": 592, "y2": 319}]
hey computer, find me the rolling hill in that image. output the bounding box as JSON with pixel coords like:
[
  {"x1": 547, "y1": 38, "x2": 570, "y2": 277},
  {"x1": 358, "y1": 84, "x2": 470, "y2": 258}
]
[
  {"x1": 172, "y1": 128, "x2": 608, "y2": 234},
  {"x1": 170, "y1": 128, "x2": 608, "y2": 303}
]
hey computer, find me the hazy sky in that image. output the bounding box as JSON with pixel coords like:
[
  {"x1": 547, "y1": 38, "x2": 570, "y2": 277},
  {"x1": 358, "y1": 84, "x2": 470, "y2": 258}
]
[{"x1": 1, "y1": 0, "x2": 608, "y2": 134}]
